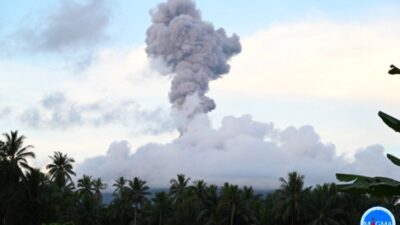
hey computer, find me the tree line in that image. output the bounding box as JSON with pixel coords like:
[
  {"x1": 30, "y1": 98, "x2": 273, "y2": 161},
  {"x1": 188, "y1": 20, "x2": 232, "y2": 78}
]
[{"x1": 0, "y1": 130, "x2": 398, "y2": 225}]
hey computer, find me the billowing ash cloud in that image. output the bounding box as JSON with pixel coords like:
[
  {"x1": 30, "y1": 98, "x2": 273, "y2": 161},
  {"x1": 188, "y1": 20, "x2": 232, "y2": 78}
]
[
  {"x1": 146, "y1": 0, "x2": 241, "y2": 120},
  {"x1": 76, "y1": 0, "x2": 398, "y2": 190},
  {"x1": 76, "y1": 115, "x2": 399, "y2": 189},
  {"x1": 19, "y1": 92, "x2": 173, "y2": 135}
]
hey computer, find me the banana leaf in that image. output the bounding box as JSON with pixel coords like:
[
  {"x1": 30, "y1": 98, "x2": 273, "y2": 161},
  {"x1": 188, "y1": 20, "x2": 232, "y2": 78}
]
[
  {"x1": 387, "y1": 153, "x2": 400, "y2": 167},
  {"x1": 378, "y1": 111, "x2": 400, "y2": 132},
  {"x1": 335, "y1": 108, "x2": 400, "y2": 197},
  {"x1": 336, "y1": 173, "x2": 400, "y2": 196}
]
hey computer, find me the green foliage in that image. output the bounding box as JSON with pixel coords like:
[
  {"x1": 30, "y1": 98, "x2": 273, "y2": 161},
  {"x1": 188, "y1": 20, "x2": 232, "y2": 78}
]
[
  {"x1": 336, "y1": 171, "x2": 400, "y2": 196},
  {"x1": 1, "y1": 130, "x2": 35, "y2": 175},
  {"x1": 378, "y1": 111, "x2": 400, "y2": 132},
  {"x1": 387, "y1": 153, "x2": 400, "y2": 166},
  {"x1": 272, "y1": 171, "x2": 311, "y2": 225},
  {"x1": 307, "y1": 184, "x2": 344, "y2": 225}
]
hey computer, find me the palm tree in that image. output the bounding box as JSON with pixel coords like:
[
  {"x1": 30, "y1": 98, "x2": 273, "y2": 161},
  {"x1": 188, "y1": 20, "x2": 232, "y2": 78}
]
[
  {"x1": 22, "y1": 168, "x2": 50, "y2": 225},
  {"x1": 259, "y1": 193, "x2": 277, "y2": 225},
  {"x1": 340, "y1": 193, "x2": 373, "y2": 225},
  {"x1": 109, "y1": 176, "x2": 134, "y2": 225},
  {"x1": 170, "y1": 193, "x2": 199, "y2": 225},
  {"x1": 46, "y1": 151, "x2": 75, "y2": 188},
  {"x1": 0, "y1": 131, "x2": 35, "y2": 225},
  {"x1": 78, "y1": 192, "x2": 99, "y2": 225},
  {"x1": 128, "y1": 177, "x2": 150, "y2": 225},
  {"x1": 113, "y1": 176, "x2": 127, "y2": 199},
  {"x1": 219, "y1": 183, "x2": 244, "y2": 225},
  {"x1": 169, "y1": 174, "x2": 190, "y2": 205},
  {"x1": 152, "y1": 192, "x2": 172, "y2": 225},
  {"x1": 308, "y1": 183, "x2": 343, "y2": 225},
  {"x1": 0, "y1": 140, "x2": 5, "y2": 154},
  {"x1": 241, "y1": 186, "x2": 261, "y2": 224},
  {"x1": 108, "y1": 196, "x2": 134, "y2": 225},
  {"x1": 198, "y1": 185, "x2": 219, "y2": 225},
  {"x1": 192, "y1": 180, "x2": 207, "y2": 200},
  {"x1": 77, "y1": 175, "x2": 94, "y2": 197},
  {"x1": 273, "y1": 171, "x2": 311, "y2": 225},
  {"x1": 1, "y1": 131, "x2": 35, "y2": 176},
  {"x1": 92, "y1": 178, "x2": 107, "y2": 205}
]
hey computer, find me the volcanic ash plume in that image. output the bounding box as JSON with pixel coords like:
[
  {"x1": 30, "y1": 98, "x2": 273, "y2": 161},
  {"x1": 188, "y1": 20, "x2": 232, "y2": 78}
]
[
  {"x1": 145, "y1": 0, "x2": 241, "y2": 123},
  {"x1": 76, "y1": 6, "x2": 400, "y2": 190}
]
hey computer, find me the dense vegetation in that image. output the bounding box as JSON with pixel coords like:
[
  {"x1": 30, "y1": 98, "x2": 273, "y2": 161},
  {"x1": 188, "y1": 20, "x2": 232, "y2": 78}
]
[{"x1": 1, "y1": 131, "x2": 399, "y2": 225}]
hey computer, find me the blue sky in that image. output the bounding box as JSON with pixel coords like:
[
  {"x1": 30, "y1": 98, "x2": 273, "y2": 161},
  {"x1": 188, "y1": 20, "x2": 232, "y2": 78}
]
[
  {"x1": 2, "y1": 0, "x2": 400, "y2": 187},
  {"x1": 4, "y1": 0, "x2": 400, "y2": 47}
]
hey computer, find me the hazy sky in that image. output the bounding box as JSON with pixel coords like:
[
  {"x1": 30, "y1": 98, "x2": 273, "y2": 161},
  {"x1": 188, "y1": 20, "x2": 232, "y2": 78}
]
[{"x1": 2, "y1": 0, "x2": 400, "y2": 187}]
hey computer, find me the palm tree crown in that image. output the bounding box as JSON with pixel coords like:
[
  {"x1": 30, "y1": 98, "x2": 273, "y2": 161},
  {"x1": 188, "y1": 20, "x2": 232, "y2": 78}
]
[
  {"x1": 77, "y1": 175, "x2": 95, "y2": 196},
  {"x1": 46, "y1": 151, "x2": 76, "y2": 188},
  {"x1": 1, "y1": 130, "x2": 35, "y2": 173},
  {"x1": 128, "y1": 177, "x2": 150, "y2": 225},
  {"x1": 273, "y1": 171, "x2": 311, "y2": 225},
  {"x1": 113, "y1": 176, "x2": 127, "y2": 198},
  {"x1": 128, "y1": 177, "x2": 150, "y2": 207},
  {"x1": 308, "y1": 183, "x2": 344, "y2": 225},
  {"x1": 169, "y1": 174, "x2": 190, "y2": 205},
  {"x1": 92, "y1": 178, "x2": 107, "y2": 204}
]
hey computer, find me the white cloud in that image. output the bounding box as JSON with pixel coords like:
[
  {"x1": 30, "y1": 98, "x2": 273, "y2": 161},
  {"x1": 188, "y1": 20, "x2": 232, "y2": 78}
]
[
  {"x1": 62, "y1": 46, "x2": 170, "y2": 104},
  {"x1": 18, "y1": 92, "x2": 174, "y2": 135},
  {"x1": 0, "y1": 45, "x2": 175, "y2": 164},
  {"x1": 76, "y1": 114, "x2": 399, "y2": 189}
]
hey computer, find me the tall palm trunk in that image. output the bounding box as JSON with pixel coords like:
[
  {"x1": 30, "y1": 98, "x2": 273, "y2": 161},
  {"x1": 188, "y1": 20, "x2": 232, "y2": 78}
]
[
  {"x1": 291, "y1": 209, "x2": 297, "y2": 225},
  {"x1": 230, "y1": 204, "x2": 236, "y2": 225},
  {"x1": 159, "y1": 211, "x2": 162, "y2": 225},
  {"x1": 134, "y1": 207, "x2": 137, "y2": 225}
]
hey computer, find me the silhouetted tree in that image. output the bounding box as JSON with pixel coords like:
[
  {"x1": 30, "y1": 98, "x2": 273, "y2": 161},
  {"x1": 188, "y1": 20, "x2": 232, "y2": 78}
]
[
  {"x1": 273, "y1": 171, "x2": 311, "y2": 225},
  {"x1": 128, "y1": 177, "x2": 151, "y2": 225},
  {"x1": 1, "y1": 130, "x2": 35, "y2": 177},
  {"x1": 169, "y1": 174, "x2": 190, "y2": 205},
  {"x1": 46, "y1": 151, "x2": 76, "y2": 189}
]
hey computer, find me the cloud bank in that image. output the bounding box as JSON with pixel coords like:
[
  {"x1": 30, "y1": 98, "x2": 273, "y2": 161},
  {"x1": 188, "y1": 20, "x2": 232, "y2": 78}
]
[
  {"x1": 18, "y1": 92, "x2": 173, "y2": 135},
  {"x1": 76, "y1": 114, "x2": 397, "y2": 189}
]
